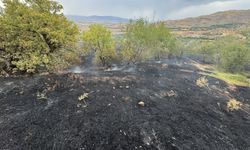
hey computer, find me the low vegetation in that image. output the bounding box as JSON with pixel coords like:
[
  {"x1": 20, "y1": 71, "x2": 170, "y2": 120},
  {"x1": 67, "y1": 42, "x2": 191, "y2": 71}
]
[
  {"x1": 0, "y1": 0, "x2": 79, "y2": 75},
  {"x1": 210, "y1": 72, "x2": 250, "y2": 87},
  {"x1": 196, "y1": 76, "x2": 209, "y2": 88},
  {"x1": 78, "y1": 93, "x2": 89, "y2": 101},
  {"x1": 227, "y1": 99, "x2": 242, "y2": 111},
  {"x1": 185, "y1": 31, "x2": 250, "y2": 86},
  {"x1": 81, "y1": 24, "x2": 116, "y2": 67},
  {"x1": 190, "y1": 37, "x2": 249, "y2": 72},
  {"x1": 121, "y1": 19, "x2": 176, "y2": 63}
]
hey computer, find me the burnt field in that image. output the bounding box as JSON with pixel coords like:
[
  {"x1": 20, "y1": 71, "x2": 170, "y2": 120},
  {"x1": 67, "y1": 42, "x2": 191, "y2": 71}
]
[{"x1": 0, "y1": 58, "x2": 250, "y2": 150}]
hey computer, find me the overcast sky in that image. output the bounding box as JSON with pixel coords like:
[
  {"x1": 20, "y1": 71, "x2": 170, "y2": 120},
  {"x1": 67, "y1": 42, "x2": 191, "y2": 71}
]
[
  {"x1": 1, "y1": 0, "x2": 250, "y2": 20},
  {"x1": 55, "y1": 0, "x2": 250, "y2": 20}
]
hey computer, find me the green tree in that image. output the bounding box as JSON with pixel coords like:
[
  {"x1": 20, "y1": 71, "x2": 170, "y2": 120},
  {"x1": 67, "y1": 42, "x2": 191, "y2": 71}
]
[
  {"x1": 0, "y1": 0, "x2": 79, "y2": 74},
  {"x1": 121, "y1": 19, "x2": 176, "y2": 63},
  {"x1": 82, "y1": 24, "x2": 116, "y2": 67},
  {"x1": 121, "y1": 19, "x2": 149, "y2": 63},
  {"x1": 147, "y1": 22, "x2": 176, "y2": 60},
  {"x1": 241, "y1": 24, "x2": 250, "y2": 66}
]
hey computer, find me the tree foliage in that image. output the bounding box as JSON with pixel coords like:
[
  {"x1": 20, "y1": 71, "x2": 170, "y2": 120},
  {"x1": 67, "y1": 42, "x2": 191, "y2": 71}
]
[
  {"x1": 0, "y1": 0, "x2": 79, "y2": 74},
  {"x1": 82, "y1": 24, "x2": 116, "y2": 67},
  {"x1": 121, "y1": 19, "x2": 149, "y2": 63},
  {"x1": 121, "y1": 19, "x2": 176, "y2": 63},
  {"x1": 147, "y1": 22, "x2": 176, "y2": 60},
  {"x1": 189, "y1": 36, "x2": 249, "y2": 72},
  {"x1": 195, "y1": 41, "x2": 216, "y2": 63},
  {"x1": 217, "y1": 36, "x2": 249, "y2": 72}
]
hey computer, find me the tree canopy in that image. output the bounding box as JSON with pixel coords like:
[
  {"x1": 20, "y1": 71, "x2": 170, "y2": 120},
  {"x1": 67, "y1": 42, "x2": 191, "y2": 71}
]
[
  {"x1": 82, "y1": 24, "x2": 116, "y2": 67},
  {"x1": 121, "y1": 19, "x2": 176, "y2": 63},
  {"x1": 0, "y1": 0, "x2": 79, "y2": 74}
]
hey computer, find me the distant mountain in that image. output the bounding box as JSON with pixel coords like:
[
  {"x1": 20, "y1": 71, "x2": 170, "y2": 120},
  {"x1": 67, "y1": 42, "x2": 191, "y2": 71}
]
[
  {"x1": 165, "y1": 9, "x2": 250, "y2": 28},
  {"x1": 66, "y1": 15, "x2": 129, "y2": 23}
]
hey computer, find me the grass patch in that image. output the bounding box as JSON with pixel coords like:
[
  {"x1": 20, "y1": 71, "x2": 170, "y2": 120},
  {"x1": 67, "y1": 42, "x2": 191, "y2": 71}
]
[
  {"x1": 227, "y1": 99, "x2": 242, "y2": 111},
  {"x1": 191, "y1": 60, "x2": 250, "y2": 87},
  {"x1": 210, "y1": 72, "x2": 250, "y2": 87},
  {"x1": 196, "y1": 76, "x2": 209, "y2": 88}
]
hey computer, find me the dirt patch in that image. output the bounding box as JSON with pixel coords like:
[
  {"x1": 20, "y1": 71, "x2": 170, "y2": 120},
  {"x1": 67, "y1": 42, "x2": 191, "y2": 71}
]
[{"x1": 0, "y1": 58, "x2": 250, "y2": 150}]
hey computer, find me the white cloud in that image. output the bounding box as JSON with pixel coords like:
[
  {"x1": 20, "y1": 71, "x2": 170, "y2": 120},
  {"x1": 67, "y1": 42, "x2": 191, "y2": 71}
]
[
  {"x1": 0, "y1": 1, "x2": 3, "y2": 8},
  {"x1": 166, "y1": 0, "x2": 250, "y2": 20}
]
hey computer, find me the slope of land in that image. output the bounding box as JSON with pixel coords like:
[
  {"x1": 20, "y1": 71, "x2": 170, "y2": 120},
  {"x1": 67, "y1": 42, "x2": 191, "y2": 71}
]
[
  {"x1": 71, "y1": 10, "x2": 250, "y2": 38},
  {"x1": 0, "y1": 58, "x2": 250, "y2": 150},
  {"x1": 66, "y1": 15, "x2": 128, "y2": 35},
  {"x1": 66, "y1": 15, "x2": 129, "y2": 24},
  {"x1": 165, "y1": 9, "x2": 250, "y2": 39},
  {"x1": 165, "y1": 9, "x2": 250, "y2": 28}
]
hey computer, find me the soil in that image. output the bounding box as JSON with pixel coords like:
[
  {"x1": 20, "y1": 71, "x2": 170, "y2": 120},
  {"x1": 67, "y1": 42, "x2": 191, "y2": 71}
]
[{"x1": 0, "y1": 58, "x2": 250, "y2": 150}]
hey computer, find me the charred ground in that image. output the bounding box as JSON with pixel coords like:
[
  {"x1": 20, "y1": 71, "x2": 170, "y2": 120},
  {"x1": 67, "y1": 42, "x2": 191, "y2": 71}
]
[{"x1": 0, "y1": 58, "x2": 250, "y2": 150}]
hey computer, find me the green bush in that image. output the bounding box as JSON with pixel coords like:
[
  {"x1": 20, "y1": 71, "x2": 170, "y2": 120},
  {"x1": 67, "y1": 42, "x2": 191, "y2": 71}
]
[
  {"x1": 0, "y1": 0, "x2": 79, "y2": 74},
  {"x1": 147, "y1": 22, "x2": 176, "y2": 60},
  {"x1": 195, "y1": 41, "x2": 216, "y2": 63},
  {"x1": 82, "y1": 24, "x2": 116, "y2": 67},
  {"x1": 187, "y1": 36, "x2": 249, "y2": 73},
  {"x1": 218, "y1": 37, "x2": 249, "y2": 72},
  {"x1": 121, "y1": 19, "x2": 176, "y2": 63},
  {"x1": 121, "y1": 19, "x2": 149, "y2": 63}
]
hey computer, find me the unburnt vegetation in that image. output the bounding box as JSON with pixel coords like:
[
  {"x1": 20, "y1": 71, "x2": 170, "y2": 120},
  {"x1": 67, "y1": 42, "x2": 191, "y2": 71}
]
[
  {"x1": 0, "y1": 0, "x2": 79, "y2": 75},
  {"x1": 120, "y1": 19, "x2": 176, "y2": 63},
  {"x1": 81, "y1": 24, "x2": 116, "y2": 67},
  {"x1": 0, "y1": 0, "x2": 249, "y2": 77}
]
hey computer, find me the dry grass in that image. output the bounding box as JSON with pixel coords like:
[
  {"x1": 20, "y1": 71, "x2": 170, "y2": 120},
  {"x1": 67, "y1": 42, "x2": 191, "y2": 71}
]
[
  {"x1": 196, "y1": 76, "x2": 209, "y2": 88},
  {"x1": 36, "y1": 92, "x2": 47, "y2": 100},
  {"x1": 227, "y1": 99, "x2": 242, "y2": 111},
  {"x1": 191, "y1": 61, "x2": 214, "y2": 72},
  {"x1": 78, "y1": 93, "x2": 89, "y2": 101},
  {"x1": 159, "y1": 90, "x2": 178, "y2": 98}
]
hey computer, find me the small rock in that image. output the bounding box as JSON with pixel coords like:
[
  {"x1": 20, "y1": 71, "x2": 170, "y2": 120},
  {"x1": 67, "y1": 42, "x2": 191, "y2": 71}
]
[
  {"x1": 126, "y1": 86, "x2": 130, "y2": 89},
  {"x1": 113, "y1": 87, "x2": 116, "y2": 90},
  {"x1": 138, "y1": 101, "x2": 145, "y2": 107}
]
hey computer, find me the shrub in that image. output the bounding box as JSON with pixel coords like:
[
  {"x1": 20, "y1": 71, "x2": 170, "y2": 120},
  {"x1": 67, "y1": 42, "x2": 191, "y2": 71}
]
[
  {"x1": 121, "y1": 19, "x2": 149, "y2": 63},
  {"x1": 218, "y1": 37, "x2": 249, "y2": 72},
  {"x1": 195, "y1": 41, "x2": 216, "y2": 63},
  {"x1": 147, "y1": 22, "x2": 176, "y2": 60},
  {"x1": 188, "y1": 36, "x2": 249, "y2": 73},
  {"x1": 227, "y1": 99, "x2": 242, "y2": 111},
  {"x1": 196, "y1": 76, "x2": 209, "y2": 88},
  {"x1": 82, "y1": 24, "x2": 116, "y2": 67},
  {"x1": 0, "y1": 0, "x2": 79, "y2": 74},
  {"x1": 121, "y1": 19, "x2": 176, "y2": 63}
]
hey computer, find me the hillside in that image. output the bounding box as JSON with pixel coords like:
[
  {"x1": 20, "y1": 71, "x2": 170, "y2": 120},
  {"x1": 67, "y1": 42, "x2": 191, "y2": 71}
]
[
  {"x1": 66, "y1": 15, "x2": 129, "y2": 23},
  {"x1": 165, "y1": 9, "x2": 250, "y2": 28},
  {"x1": 70, "y1": 10, "x2": 250, "y2": 38}
]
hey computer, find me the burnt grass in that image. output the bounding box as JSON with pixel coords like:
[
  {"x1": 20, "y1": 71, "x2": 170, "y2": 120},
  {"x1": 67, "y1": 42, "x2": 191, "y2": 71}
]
[{"x1": 0, "y1": 58, "x2": 250, "y2": 150}]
